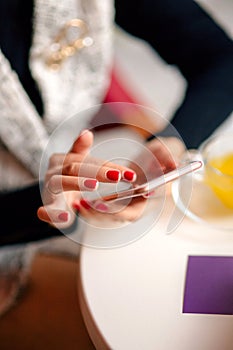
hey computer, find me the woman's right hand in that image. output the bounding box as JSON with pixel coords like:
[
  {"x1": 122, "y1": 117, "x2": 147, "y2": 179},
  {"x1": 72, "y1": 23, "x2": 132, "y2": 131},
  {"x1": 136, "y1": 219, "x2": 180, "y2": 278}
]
[{"x1": 37, "y1": 129, "x2": 137, "y2": 227}]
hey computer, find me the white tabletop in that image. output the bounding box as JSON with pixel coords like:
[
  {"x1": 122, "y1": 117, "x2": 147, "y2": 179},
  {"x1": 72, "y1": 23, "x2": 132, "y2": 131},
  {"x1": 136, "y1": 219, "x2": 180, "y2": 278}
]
[{"x1": 79, "y1": 192, "x2": 233, "y2": 350}]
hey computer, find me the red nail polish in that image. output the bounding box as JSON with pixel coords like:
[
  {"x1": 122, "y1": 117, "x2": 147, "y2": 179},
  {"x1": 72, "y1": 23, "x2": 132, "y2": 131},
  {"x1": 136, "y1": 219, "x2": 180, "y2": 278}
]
[
  {"x1": 106, "y1": 170, "x2": 120, "y2": 182},
  {"x1": 80, "y1": 199, "x2": 91, "y2": 210},
  {"x1": 58, "y1": 212, "x2": 68, "y2": 222},
  {"x1": 143, "y1": 190, "x2": 155, "y2": 198},
  {"x1": 84, "y1": 179, "x2": 98, "y2": 190},
  {"x1": 72, "y1": 202, "x2": 80, "y2": 212},
  {"x1": 95, "y1": 202, "x2": 108, "y2": 212},
  {"x1": 123, "y1": 170, "x2": 136, "y2": 182}
]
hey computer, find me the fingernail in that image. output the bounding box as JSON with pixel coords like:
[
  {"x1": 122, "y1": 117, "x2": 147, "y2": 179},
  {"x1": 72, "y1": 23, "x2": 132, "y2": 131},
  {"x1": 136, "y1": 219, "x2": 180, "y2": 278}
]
[
  {"x1": 80, "y1": 199, "x2": 91, "y2": 210},
  {"x1": 95, "y1": 202, "x2": 109, "y2": 212},
  {"x1": 105, "y1": 170, "x2": 120, "y2": 182},
  {"x1": 83, "y1": 179, "x2": 98, "y2": 190},
  {"x1": 72, "y1": 202, "x2": 80, "y2": 212},
  {"x1": 58, "y1": 212, "x2": 69, "y2": 222},
  {"x1": 123, "y1": 170, "x2": 136, "y2": 182},
  {"x1": 143, "y1": 190, "x2": 155, "y2": 198}
]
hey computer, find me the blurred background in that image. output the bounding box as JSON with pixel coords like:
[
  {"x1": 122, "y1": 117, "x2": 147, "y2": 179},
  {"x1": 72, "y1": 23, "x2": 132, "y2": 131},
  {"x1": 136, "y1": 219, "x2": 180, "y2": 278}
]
[{"x1": 114, "y1": 0, "x2": 233, "y2": 131}]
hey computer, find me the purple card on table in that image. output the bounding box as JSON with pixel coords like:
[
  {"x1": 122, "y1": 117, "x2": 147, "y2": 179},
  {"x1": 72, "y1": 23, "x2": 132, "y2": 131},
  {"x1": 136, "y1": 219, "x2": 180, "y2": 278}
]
[{"x1": 183, "y1": 256, "x2": 233, "y2": 315}]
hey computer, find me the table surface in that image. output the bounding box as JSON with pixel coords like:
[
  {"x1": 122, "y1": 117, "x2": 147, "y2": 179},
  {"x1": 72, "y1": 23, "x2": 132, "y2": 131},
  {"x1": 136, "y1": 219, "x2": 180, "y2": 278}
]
[{"x1": 79, "y1": 191, "x2": 233, "y2": 350}]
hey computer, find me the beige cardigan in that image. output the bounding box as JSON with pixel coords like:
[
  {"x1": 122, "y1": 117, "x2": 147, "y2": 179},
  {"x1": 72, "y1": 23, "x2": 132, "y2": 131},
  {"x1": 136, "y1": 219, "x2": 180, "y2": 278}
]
[{"x1": 0, "y1": 0, "x2": 114, "y2": 190}]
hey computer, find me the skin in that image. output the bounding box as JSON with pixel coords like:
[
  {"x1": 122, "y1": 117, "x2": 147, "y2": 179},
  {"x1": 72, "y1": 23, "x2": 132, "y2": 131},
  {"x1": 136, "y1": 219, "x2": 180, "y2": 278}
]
[{"x1": 37, "y1": 129, "x2": 184, "y2": 227}]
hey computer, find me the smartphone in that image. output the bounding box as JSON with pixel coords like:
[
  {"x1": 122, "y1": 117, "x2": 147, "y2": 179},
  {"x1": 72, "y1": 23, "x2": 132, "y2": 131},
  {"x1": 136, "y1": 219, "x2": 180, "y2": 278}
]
[{"x1": 93, "y1": 160, "x2": 202, "y2": 203}]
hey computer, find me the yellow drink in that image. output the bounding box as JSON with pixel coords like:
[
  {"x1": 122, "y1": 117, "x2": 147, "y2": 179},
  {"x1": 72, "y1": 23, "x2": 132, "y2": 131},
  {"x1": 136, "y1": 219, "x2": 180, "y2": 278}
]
[{"x1": 205, "y1": 153, "x2": 233, "y2": 208}]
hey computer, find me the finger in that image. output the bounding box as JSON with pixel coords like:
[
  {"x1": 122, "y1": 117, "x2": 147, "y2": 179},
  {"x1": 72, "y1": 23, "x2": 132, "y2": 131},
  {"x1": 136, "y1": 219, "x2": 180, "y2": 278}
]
[
  {"x1": 77, "y1": 196, "x2": 147, "y2": 222},
  {"x1": 142, "y1": 190, "x2": 156, "y2": 198},
  {"x1": 37, "y1": 206, "x2": 71, "y2": 224},
  {"x1": 70, "y1": 129, "x2": 94, "y2": 156},
  {"x1": 62, "y1": 162, "x2": 136, "y2": 183},
  {"x1": 73, "y1": 199, "x2": 111, "y2": 221},
  {"x1": 48, "y1": 154, "x2": 66, "y2": 168},
  {"x1": 112, "y1": 197, "x2": 147, "y2": 222},
  {"x1": 47, "y1": 175, "x2": 99, "y2": 194},
  {"x1": 73, "y1": 199, "x2": 106, "y2": 221},
  {"x1": 51, "y1": 152, "x2": 137, "y2": 183},
  {"x1": 147, "y1": 140, "x2": 176, "y2": 171},
  {"x1": 46, "y1": 130, "x2": 93, "y2": 169}
]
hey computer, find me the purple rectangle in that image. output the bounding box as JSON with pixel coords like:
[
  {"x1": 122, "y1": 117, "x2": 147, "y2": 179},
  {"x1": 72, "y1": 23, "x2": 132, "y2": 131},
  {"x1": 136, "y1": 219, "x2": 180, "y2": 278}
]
[{"x1": 183, "y1": 256, "x2": 233, "y2": 315}]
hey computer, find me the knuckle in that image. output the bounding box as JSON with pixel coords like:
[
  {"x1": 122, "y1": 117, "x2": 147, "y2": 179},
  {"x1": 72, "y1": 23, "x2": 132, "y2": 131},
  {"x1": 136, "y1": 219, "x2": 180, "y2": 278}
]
[
  {"x1": 49, "y1": 154, "x2": 58, "y2": 167},
  {"x1": 48, "y1": 174, "x2": 61, "y2": 189},
  {"x1": 63, "y1": 162, "x2": 78, "y2": 175}
]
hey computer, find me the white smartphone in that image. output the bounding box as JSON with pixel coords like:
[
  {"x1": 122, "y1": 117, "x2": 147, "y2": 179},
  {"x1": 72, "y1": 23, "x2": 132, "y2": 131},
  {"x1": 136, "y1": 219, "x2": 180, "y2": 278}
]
[{"x1": 93, "y1": 160, "x2": 202, "y2": 203}]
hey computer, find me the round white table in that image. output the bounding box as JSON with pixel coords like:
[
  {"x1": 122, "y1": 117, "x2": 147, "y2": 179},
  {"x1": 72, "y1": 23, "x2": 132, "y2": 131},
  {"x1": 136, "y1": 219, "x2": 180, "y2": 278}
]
[{"x1": 78, "y1": 193, "x2": 233, "y2": 350}]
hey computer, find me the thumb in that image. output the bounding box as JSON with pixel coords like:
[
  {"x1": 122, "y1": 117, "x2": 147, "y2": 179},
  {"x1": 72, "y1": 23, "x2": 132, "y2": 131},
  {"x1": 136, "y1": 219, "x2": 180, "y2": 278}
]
[{"x1": 70, "y1": 129, "x2": 94, "y2": 156}]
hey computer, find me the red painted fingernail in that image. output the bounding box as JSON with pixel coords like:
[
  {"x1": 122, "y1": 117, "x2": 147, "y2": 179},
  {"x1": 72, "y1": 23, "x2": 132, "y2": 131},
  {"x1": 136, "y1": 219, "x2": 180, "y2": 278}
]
[
  {"x1": 123, "y1": 170, "x2": 136, "y2": 182},
  {"x1": 95, "y1": 202, "x2": 108, "y2": 212},
  {"x1": 143, "y1": 190, "x2": 155, "y2": 198},
  {"x1": 83, "y1": 179, "x2": 98, "y2": 190},
  {"x1": 58, "y1": 212, "x2": 69, "y2": 222},
  {"x1": 106, "y1": 170, "x2": 120, "y2": 182},
  {"x1": 72, "y1": 202, "x2": 80, "y2": 212},
  {"x1": 80, "y1": 199, "x2": 91, "y2": 210}
]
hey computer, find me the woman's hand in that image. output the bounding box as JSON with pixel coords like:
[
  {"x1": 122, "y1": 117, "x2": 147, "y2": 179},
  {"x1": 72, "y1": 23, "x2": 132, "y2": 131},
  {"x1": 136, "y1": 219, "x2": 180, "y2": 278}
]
[
  {"x1": 129, "y1": 136, "x2": 185, "y2": 185},
  {"x1": 72, "y1": 135, "x2": 185, "y2": 224},
  {"x1": 37, "y1": 131, "x2": 185, "y2": 228},
  {"x1": 37, "y1": 129, "x2": 137, "y2": 227}
]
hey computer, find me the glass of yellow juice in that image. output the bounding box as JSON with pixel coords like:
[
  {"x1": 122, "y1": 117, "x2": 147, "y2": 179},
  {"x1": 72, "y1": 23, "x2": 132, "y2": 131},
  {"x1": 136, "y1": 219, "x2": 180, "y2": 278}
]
[{"x1": 200, "y1": 134, "x2": 233, "y2": 209}]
